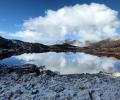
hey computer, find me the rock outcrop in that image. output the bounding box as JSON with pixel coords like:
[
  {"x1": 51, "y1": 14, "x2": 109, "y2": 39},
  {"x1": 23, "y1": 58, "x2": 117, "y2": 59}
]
[{"x1": 0, "y1": 64, "x2": 120, "y2": 100}]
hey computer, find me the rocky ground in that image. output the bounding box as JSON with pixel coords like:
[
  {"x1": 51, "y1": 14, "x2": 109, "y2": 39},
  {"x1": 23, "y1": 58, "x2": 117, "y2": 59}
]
[{"x1": 0, "y1": 64, "x2": 120, "y2": 100}]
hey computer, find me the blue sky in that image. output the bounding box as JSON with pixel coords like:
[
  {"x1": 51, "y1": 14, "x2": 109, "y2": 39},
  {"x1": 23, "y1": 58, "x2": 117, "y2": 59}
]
[{"x1": 0, "y1": 0, "x2": 120, "y2": 33}]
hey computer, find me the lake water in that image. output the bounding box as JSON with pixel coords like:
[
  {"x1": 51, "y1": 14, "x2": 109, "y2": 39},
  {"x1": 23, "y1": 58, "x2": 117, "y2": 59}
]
[{"x1": 0, "y1": 52, "x2": 120, "y2": 74}]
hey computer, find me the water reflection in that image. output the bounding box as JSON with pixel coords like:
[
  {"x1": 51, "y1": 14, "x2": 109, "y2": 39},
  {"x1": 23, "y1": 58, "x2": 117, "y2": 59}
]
[{"x1": 0, "y1": 52, "x2": 120, "y2": 74}]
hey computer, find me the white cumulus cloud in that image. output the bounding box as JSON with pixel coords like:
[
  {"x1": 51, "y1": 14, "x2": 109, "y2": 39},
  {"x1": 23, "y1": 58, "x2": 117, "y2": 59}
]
[{"x1": 12, "y1": 3, "x2": 120, "y2": 45}]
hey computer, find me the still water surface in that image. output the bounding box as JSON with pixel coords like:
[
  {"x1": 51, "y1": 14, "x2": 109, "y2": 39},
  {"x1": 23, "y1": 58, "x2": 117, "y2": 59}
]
[{"x1": 0, "y1": 52, "x2": 120, "y2": 74}]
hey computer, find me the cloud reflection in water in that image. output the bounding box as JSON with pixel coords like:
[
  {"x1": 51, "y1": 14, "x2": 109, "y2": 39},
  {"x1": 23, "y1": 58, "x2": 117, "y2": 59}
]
[{"x1": 15, "y1": 52, "x2": 120, "y2": 74}]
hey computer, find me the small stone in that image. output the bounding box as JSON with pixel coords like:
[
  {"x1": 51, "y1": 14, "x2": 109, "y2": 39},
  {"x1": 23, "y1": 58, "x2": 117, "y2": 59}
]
[
  {"x1": 31, "y1": 89, "x2": 39, "y2": 94},
  {"x1": 15, "y1": 89, "x2": 23, "y2": 95},
  {"x1": 52, "y1": 85, "x2": 65, "y2": 93},
  {"x1": 79, "y1": 83, "x2": 88, "y2": 90},
  {"x1": 89, "y1": 90, "x2": 100, "y2": 100}
]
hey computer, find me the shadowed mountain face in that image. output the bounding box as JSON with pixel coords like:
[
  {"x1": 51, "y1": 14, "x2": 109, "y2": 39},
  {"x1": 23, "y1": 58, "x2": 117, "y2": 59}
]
[
  {"x1": 0, "y1": 36, "x2": 19, "y2": 49},
  {"x1": 0, "y1": 36, "x2": 50, "y2": 59},
  {"x1": 0, "y1": 36, "x2": 49, "y2": 50},
  {"x1": 1, "y1": 36, "x2": 120, "y2": 59},
  {"x1": 0, "y1": 36, "x2": 80, "y2": 54}
]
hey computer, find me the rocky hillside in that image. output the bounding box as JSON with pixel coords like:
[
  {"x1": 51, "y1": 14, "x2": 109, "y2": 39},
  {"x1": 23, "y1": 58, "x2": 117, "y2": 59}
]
[
  {"x1": 0, "y1": 36, "x2": 50, "y2": 59},
  {"x1": 0, "y1": 64, "x2": 120, "y2": 100},
  {"x1": 0, "y1": 36, "x2": 49, "y2": 51},
  {"x1": 0, "y1": 36, "x2": 20, "y2": 49},
  {"x1": 81, "y1": 39, "x2": 120, "y2": 59},
  {"x1": 88, "y1": 39, "x2": 120, "y2": 48},
  {"x1": 49, "y1": 43, "x2": 80, "y2": 52},
  {"x1": 0, "y1": 36, "x2": 82, "y2": 59},
  {"x1": 1, "y1": 36, "x2": 120, "y2": 59}
]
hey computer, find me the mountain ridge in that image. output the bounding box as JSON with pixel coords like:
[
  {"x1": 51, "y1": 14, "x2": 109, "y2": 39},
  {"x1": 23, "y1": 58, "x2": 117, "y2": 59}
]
[{"x1": 1, "y1": 36, "x2": 120, "y2": 59}]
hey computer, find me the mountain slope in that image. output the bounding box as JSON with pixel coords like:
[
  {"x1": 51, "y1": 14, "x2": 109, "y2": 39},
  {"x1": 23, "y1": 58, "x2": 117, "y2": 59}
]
[
  {"x1": 81, "y1": 39, "x2": 120, "y2": 59},
  {"x1": 1, "y1": 36, "x2": 120, "y2": 59},
  {"x1": 0, "y1": 36, "x2": 49, "y2": 51}
]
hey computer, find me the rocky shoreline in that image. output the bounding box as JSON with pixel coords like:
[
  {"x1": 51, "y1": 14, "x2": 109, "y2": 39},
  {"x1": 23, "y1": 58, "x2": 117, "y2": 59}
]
[{"x1": 0, "y1": 64, "x2": 120, "y2": 100}]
